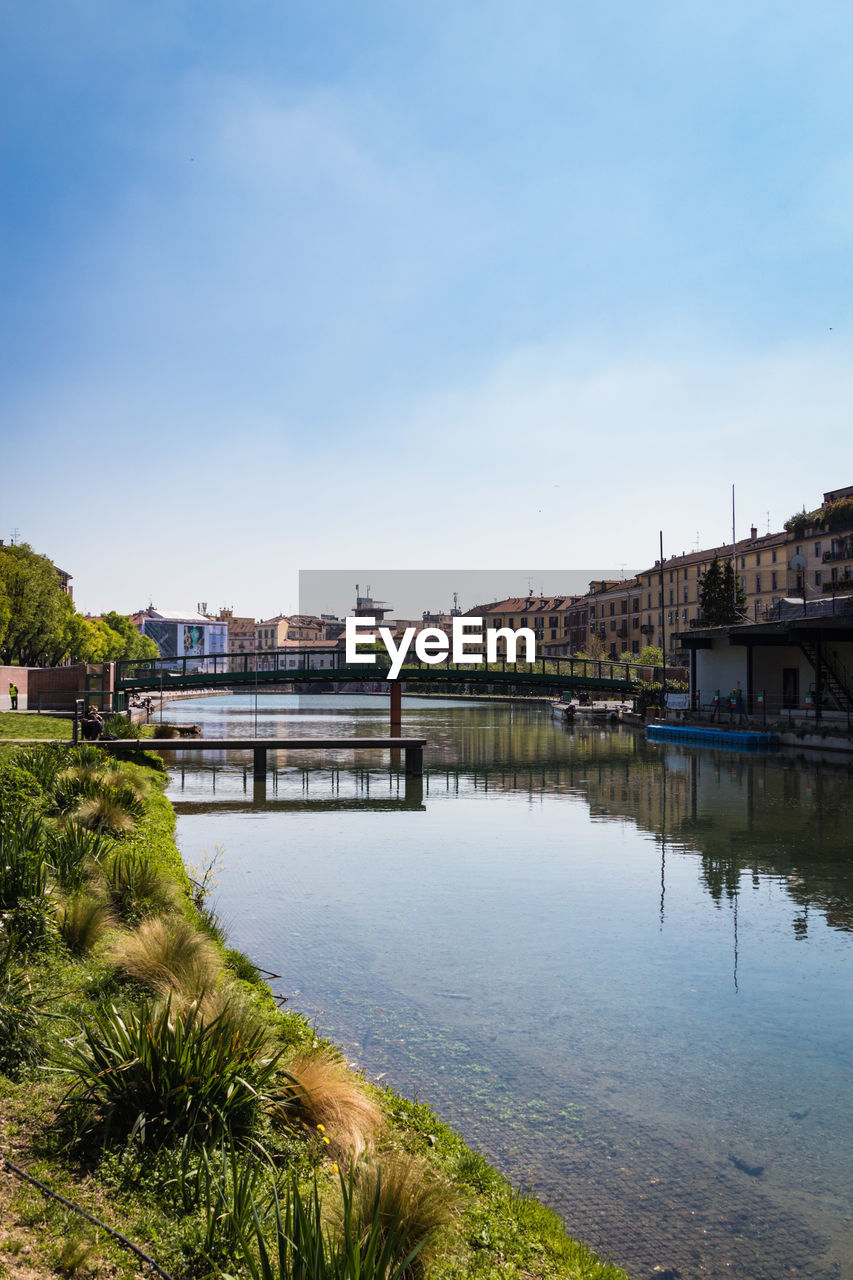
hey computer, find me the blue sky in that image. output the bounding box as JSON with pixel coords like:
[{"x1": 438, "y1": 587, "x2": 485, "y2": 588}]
[{"x1": 2, "y1": 1, "x2": 852, "y2": 616}]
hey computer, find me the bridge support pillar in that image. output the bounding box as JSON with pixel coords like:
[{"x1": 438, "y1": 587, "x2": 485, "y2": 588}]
[
  {"x1": 404, "y1": 744, "x2": 423, "y2": 777},
  {"x1": 253, "y1": 746, "x2": 267, "y2": 781},
  {"x1": 390, "y1": 681, "x2": 402, "y2": 731}
]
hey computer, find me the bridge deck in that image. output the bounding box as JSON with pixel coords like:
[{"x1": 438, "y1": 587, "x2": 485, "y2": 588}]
[{"x1": 97, "y1": 736, "x2": 427, "y2": 776}]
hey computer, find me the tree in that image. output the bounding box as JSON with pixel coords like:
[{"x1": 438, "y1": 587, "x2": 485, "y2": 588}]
[
  {"x1": 0, "y1": 543, "x2": 68, "y2": 664},
  {"x1": 699, "y1": 556, "x2": 747, "y2": 626},
  {"x1": 636, "y1": 645, "x2": 663, "y2": 667}
]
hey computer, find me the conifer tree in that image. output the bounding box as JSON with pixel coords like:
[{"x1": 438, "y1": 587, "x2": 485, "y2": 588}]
[{"x1": 699, "y1": 556, "x2": 746, "y2": 625}]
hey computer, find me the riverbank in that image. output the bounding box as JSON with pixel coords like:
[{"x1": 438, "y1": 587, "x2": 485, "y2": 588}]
[{"x1": 0, "y1": 742, "x2": 627, "y2": 1280}]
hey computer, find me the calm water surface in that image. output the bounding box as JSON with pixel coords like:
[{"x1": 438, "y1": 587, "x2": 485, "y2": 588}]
[{"x1": 160, "y1": 694, "x2": 853, "y2": 1280}]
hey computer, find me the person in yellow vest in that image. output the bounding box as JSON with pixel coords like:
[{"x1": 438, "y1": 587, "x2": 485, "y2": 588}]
[{"x1": 9, "y1": 682, "x2": 18, "y2": 710}]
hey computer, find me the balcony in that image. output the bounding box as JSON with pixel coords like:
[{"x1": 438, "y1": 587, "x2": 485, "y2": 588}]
[{"x1": 823, "y1": 545, "x2": 853, "y2": 564}]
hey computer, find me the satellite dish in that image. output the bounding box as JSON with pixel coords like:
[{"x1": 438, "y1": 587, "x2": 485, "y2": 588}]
[{"x1": 789, "y1": 553, "x2": 807, "y2": 571}]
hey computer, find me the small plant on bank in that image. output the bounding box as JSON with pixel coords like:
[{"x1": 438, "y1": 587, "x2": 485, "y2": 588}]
[
  {"x1": 57, "y1": 996, "x2": 284, "y2": 1148},
  {"x1": 72, "y1": 786, "x2": 144, "y2": 835},
  {"x1": 106, "y1": 915, "x2": 222, "y2": 998},
  {"x1": 233, "y1": 1167, "x2": 430, "y2": 1280},
  {"x1": 0, "y1": 933, "x2": 40, "y2": 1076},
  {"x1": 347, "y1": 1152, "x2": 459, "y2": 1278},
  {"x1": 269, "y1": 1050, "x2": 384, "y2": 1161},
  {"x1": 0, "y1": 817, "x2": 47, "y2": 910},
  {"x1": 46, "y1": 824, "x2": 113, "y2": 891},
  {"x1": 56, "y1": 892, "x2": 115, "y2": 955},
  {"x1": 101, "y1": 849, "x2": 178, "y2": 921}
]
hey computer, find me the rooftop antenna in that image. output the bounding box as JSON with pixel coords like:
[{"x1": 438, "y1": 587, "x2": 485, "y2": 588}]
[
  {"x1": 766, "y1": 511, "x2": 771, "y2": 534},
  {"x1": 10, "y1": 527, "x2": 19, "y2": 545},
  {"x1": 694, "y1": 531, "x2": 701, "y2": 552},
  {"x1": 617, "y1": 562, "x2": 627, "y2": 580}
]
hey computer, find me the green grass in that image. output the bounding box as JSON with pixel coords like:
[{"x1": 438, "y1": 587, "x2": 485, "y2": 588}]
[{"x1": 0, "y1": 710, "x2": 72, "y2": 739}]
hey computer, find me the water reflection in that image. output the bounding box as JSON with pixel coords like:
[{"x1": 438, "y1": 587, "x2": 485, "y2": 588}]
[{"x1": 161, "y1": 696, "x2": 853, "y2": 1280}]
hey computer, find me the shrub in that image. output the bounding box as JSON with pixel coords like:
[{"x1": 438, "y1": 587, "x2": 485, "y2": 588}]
[
  {"x1": 226, "y1": 947, "x2": 263, "y2": 985},
  {"x1": 0, "y1": 817, "x2": 47, "y2": 910},
  {"x1": 57, "y1": 997, "x2": 283, "y2": 1147},
  {"x1": 106, "y1": 916, "x2": 222, "y2": 998},
  {"x1": 103, "y1": 714, "x2": 141, "y2": 740},
  {"x1": 0, "y1": 763, "x2": 44, "y2": 812},
  {"x1": 270, "y1": 1051, "x2": 383, "y2": 1161},
  {"x1": 102, "y1": 850, "x2": 177, "y2": 921},
  {"x1": 46, "y1": 824, "x2": 112, "y2": 891},
  {"x1": 13, "y1": 745, "x2": 73, "y2": 792},
  {"x1": 0, "y1": 933, "x2": 40, "y2": 1076},
  {"x1": 57, "y1": 893, "x2": 115, "y2": 954},
  {"x1": 233, "y1": 1167, "x2": 430, "y2": 1280},
  {"x1": 347, "y1": 1153, "x2": 458, "y2": 1278}
]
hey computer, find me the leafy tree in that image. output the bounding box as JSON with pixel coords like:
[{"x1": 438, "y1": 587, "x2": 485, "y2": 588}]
[
  {"x1": 637, "y1": 645, "x2": 663, "y2": 666},
  {"x1": 0, "y1": 543, "x2": 159, "y2": 665},
  {"x1": 699, "y1": 556, "x2": 747, "y2": 626},
  {"x1": 0, "y1": 543, "x2": 68, "y2": 664},
  {"x1": 103, "y1": 611, "x2": 159, "y2": 661}
]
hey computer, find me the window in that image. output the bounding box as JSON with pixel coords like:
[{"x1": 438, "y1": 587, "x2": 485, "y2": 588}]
[
  {"x1": 756, "y1": 552, "x2": 761, "y2": 566},
  {"x1": 771, "y1": 571, "x2": 778, "y2": 590},
  {"x1": 669, "y1": 571, "x2": 674, "y2": 583},
  {"x1": 815, "y1": 542, "x2": 821, "y2": 557},
  {"x1": 609, "y1": 602, "x2": 615, "y2": 616},
  {"x1": 669, "y1": 589, "x2": 674, "y2": 605},
  {"x1": 815, "y1": 571, "x2": 822, "y2": 586},
  {"x1": 683, "y1": 587, "x2": 688, "y2": 602},
  {"x1": 633, "y1": 616, "x2": 639, "y2": 629},
  {"x1": 755, "y1": 574, "x2": 762, "y2": 593},
  {"x1": 740, "y1": 556, "x2": 745, "y2": 569},
  {"x1": 647, "y1": 593, "x2": 652, "y2": 608},
  {"x1": 772, "y1": 549, "x2": 777, "y2": 563},
  {"x1": 741, "y1": 576, "x2": 746, "y2": 591}
]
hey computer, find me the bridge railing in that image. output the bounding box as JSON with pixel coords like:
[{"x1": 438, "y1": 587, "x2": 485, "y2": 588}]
[{"x1": 115, "y1": 650, "x2": 658, "y2": 688}]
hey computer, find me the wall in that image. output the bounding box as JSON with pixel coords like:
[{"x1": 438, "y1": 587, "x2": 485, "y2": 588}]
[
  {"x1": 27, "y1": 664, "x2": 88, "y2": 710},
  {"x1": 0, "y1": 666, "x2": 29, "y2": 711}
]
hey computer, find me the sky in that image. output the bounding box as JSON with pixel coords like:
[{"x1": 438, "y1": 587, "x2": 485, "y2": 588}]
[{"x1": 2, "y1": 1, "x2": 852, "y2": 618}]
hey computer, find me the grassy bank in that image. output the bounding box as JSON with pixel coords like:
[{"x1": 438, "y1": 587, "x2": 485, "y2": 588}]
[
  {"x1": 0, "y1": 712, "x2": 73, "y2": 740},
  {"x1": 0, "y1": 743, "x2": 627, "y2": 1280}
]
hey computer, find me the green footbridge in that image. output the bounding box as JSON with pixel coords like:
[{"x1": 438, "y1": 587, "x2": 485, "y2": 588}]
[{"x1": 115, "y1": 649, "x2": 647, "y2": 698}]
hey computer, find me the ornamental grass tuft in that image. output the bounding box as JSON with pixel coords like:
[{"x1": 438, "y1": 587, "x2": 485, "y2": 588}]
[
  {"x1": 107, "y1": 915, "x2": 222, "y2": 998},
  {"x1": 101, "y1": 849, "x2": 178, "y2": 920},
  {"x1": 346, "y1": 1152, "x2": 459, "y2": 1278},
  {"x1": 269, "y1": 1050, "x2": 383, "y2": 1162},
  {"x1": 57, "y1": 892, "x2": 115, "y2": 954},
  {"x1": 233, "y1": 1166, "x2": 431, "y2": 1280}
]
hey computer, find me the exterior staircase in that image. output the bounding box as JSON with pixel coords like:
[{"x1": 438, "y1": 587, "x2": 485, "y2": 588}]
[{"x1": 799, "y1": 641, "x2": 853, "y2": 712}]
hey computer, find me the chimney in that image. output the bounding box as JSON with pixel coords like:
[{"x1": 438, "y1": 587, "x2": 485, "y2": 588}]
[{"x1": 750, "y1": 525, "x2": 758, "y2": 541}]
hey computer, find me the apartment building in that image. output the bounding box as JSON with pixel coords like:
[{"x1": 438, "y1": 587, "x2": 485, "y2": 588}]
[
  {"x1": 466, "y1": 596, "x2": 588, "y2": 657},
  {"x1": 254, "y1": 614, "x2": 324, "y2": 652},
  {"x1": 786, "y1": 485, "x2": 853, "y2": 602},
  {"x1": 586, "y1": 578, "x2": 643, "y2": 658}
]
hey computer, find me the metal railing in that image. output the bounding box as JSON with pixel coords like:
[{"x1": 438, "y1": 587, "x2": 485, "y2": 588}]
[{"x1": 114, "y1": 649, "x2": 680, "y2": 690}]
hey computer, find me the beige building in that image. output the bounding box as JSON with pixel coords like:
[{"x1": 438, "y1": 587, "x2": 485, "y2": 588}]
[
  {"x1": 636, "y1": 528, "x2": 791, "y2": 659},
  {"x1": 585, "y1": 578, "x2": 643, "y2": 658},
  {"x1": 465, "y1": 596, "x2": 588, "y2": 658},
  {"x1": 216, "y1": 608, "x2": 256, "y2": 671}
]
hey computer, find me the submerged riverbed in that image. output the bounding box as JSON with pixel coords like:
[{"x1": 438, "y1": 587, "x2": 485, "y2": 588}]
[{"x1": 159, "y1": 694, "x2": 853, "y2": 1280}]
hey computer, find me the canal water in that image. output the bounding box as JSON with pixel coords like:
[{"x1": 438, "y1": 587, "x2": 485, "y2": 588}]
[{"x1": 160, "y1": 694, "x2": 853, "y2": 1280}]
